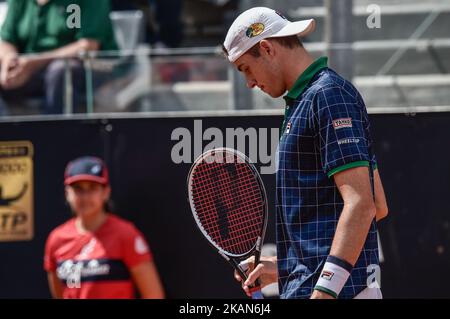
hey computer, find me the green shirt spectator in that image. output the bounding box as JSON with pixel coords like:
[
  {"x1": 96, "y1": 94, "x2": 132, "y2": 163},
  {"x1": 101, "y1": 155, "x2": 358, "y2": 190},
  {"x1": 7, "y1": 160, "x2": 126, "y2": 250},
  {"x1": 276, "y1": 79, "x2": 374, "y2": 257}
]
[
  {"x1": 0, "y1": 0, "x2": 117, "y2": 53},
  {"x1": 0, "y1": 0, "x2": 118, "y2": 115}
]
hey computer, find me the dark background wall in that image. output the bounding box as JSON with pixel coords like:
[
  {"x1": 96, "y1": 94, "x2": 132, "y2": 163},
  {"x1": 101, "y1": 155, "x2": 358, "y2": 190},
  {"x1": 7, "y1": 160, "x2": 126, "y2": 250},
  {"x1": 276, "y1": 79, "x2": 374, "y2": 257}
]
[{"x1": 0, "y1": 112, "x2": 449, "y2": 298}]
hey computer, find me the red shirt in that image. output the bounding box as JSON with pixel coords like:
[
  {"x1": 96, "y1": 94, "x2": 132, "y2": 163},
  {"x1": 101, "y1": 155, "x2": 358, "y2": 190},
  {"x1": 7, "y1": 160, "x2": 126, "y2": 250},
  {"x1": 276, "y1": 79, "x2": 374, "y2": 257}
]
[{"x1": 44, "y1": 214, "x2": 152, "y2": 299}]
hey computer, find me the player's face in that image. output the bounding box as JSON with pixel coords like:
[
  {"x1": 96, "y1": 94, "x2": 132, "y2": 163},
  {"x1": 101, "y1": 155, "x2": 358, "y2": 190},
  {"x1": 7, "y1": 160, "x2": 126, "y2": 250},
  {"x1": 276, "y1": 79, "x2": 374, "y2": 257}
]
[
  {"x1": 234, "y1": 44, "x2": 286, "y2": 98},
  {"x1": 65, "y1": 181, "x2": 110, "y2": 218}
]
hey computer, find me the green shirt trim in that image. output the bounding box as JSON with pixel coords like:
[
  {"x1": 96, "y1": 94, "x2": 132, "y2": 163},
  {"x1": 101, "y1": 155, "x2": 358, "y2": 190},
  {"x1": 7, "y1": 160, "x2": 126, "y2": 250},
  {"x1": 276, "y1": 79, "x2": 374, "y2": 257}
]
[
  {"x1": 285, "y1": 56, "x2": 329, "y2": 101},
  {"x1": 327, "y1": 161, "x2": 370, "y2": 178},
  {"x1": 280, "y1": 56, "x2": 329, "y2": 136}
]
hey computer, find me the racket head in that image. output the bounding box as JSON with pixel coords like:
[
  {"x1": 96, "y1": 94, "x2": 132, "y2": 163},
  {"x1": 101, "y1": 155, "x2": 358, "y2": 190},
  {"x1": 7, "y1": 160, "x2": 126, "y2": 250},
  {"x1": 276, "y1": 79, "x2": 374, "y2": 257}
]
[{"x1": 187, "y1": 147, "x2": 268, "y2": 259}]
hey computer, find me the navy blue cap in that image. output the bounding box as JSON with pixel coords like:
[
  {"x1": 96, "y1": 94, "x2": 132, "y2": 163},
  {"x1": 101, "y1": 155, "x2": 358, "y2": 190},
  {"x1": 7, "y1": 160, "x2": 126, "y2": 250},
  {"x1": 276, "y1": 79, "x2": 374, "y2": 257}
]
[{"x1": 64, "y1": 156, "x2": 109, "y2": 185}]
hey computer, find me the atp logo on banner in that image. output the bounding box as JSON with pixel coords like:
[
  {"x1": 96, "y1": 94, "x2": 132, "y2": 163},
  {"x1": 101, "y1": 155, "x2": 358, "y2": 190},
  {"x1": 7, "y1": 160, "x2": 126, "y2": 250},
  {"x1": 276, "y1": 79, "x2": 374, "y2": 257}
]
[{"x1": 0, "y1": 141, "x2": 34, "y2": 242}]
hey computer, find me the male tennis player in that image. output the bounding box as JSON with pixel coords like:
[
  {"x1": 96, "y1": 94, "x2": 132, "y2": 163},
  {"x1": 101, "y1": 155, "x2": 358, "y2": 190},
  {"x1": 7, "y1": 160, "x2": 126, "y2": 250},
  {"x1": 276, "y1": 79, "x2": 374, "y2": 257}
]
[{"x1": 223, "y1": 7, "x2": 388, "y2": 299}]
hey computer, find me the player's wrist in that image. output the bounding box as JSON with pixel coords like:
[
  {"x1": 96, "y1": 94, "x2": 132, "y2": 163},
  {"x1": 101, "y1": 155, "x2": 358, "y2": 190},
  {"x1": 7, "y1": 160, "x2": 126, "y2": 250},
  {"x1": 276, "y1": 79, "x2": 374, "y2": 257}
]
[
  {"x1": 314, "y1": 255, "x2": 353, "y2": 299},
  {"x1": 311, "y1": 288, "x2": 336, "y2": 299}
]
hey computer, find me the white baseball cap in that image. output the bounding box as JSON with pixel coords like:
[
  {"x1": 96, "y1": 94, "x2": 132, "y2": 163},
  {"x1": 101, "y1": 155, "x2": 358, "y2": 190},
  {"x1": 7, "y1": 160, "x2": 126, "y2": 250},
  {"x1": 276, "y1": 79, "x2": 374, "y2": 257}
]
[{"x1": 223, "y1": 7, "x2": 316, "y2": 63}]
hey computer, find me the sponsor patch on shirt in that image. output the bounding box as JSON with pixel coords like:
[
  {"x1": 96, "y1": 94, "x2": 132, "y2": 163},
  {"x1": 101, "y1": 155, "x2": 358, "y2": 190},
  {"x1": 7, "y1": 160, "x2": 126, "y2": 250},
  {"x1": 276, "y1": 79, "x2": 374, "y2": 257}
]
[
  {"x1": 333, "y1": 118, "x2": 352, "y2": 129},
  {"x1": 338, "y1": 138, "x2": 360, "y2": 145}
]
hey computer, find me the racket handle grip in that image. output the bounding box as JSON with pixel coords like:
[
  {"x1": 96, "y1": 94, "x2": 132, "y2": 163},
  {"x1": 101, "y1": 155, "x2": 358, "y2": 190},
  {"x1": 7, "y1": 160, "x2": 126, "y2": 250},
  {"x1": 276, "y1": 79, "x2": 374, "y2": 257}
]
[{"x1": 249, "y1": 286, "x2": 264, "y2": 299}]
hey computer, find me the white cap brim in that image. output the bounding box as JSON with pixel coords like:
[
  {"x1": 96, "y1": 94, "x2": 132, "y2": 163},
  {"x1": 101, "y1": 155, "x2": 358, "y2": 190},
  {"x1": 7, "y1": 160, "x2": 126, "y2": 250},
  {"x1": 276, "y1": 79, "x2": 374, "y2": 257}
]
[{"x1": 268, "y1": 19, "x2": 316, "y2": 39}]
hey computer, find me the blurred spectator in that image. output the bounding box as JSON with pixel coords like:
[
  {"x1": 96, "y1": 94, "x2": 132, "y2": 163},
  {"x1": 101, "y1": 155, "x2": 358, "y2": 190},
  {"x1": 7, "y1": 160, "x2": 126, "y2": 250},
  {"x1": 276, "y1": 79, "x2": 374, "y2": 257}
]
[
  {"x1": 110, "y1": 0, "x2": 183, "y2": 48},
  {"x1": 148, "y1": 0, "x2": 183, "y2": 48},
  {"x1": 111, "y1": 0, "x2": 138, "y2": 11},
  {"x1": 0, "y1": 0, "x2": 117, "y2": 115},
  {"x1": 44, "y1": 156, "x2": 165, "y2": 299}
]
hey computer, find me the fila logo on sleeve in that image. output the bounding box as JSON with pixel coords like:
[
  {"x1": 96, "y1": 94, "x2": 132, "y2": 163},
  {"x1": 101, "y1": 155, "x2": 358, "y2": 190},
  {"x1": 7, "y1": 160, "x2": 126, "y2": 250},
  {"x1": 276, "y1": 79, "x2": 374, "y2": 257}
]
[{"x1": 286, "y1": 122, "x2": 292, "y2": 134}]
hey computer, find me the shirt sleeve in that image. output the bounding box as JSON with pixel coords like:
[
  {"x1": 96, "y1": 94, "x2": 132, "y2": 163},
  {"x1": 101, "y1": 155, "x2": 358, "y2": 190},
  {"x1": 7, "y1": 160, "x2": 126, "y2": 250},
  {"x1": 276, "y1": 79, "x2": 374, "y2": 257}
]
[
  {"x1": 43, "y1": 232, "x2": 57, "y2": 272},
  {"x1": 75, "y1": 0, "x2": 117, "y2": 50},
  {"x1": 122, "y1": 224, "x2": 153, "y2": 269},
  {"x1": 311, "y1": 85, "x2": 372, "y2": 178},
  {"x1": 0, "y1": 0, "x2": 21, "y2": 45}
]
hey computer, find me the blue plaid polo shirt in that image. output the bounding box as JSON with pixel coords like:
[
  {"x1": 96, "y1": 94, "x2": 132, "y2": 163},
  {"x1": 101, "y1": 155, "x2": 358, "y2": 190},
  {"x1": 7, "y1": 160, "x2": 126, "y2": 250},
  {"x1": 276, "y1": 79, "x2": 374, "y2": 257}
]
[{"x1": 276, "y1": 56, "x2": 379, "y2": 299}]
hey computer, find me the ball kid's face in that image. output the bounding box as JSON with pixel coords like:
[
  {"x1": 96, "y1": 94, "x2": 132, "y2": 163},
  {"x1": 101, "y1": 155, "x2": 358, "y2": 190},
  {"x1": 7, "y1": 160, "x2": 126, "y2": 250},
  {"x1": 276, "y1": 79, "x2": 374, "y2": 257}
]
[
  {"x1": 233, "y1": 40, "x2": 286, "y2": 98},
  {"x1": 65, "y1": 181, "x2": 110, "y2": 217}
]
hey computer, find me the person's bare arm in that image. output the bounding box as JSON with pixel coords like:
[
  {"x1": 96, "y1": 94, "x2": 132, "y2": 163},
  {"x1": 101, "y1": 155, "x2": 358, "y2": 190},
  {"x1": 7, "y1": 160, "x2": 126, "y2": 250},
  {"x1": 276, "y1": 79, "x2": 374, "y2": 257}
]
[
  {"x1": 0, "y1": 41, "x2": 19, "y2": 86},
  {"x1": 2, "y1": 39, "x2": 99, "y2": 89},
  {"x1": 25, "y1": 39, "x2": 100, "y2": 68},
  {"x1": 1, "y1": 38, "x2": 99, "y2": 66},
  {"x1": 47, "y1": 272, "x2": 63, "y2": 299},
  {"x1": 373, "y1": 169, "x2": 388, "y2": 221},
  {"x1": 330, "y1": 166, "x2": 376, "y2": 264},
  {"x1": 311, "y1": 166, "x2": 376, "y2": 299},
  {"x1": 0, "y1": 41, "x2": 18, "y2": 62},
  {"x1": 130, "y1": 261, "x2": 165, "y2": 299}
]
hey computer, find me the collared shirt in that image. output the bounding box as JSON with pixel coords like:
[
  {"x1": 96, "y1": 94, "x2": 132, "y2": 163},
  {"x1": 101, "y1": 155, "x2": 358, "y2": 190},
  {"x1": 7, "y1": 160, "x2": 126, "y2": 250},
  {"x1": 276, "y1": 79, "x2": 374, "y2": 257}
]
[
  {"x1": 276, "y1": 56, "x2": 379, "y2": 299},
  {"x1": 0, "y1": 0, "x2": 117, "y2": 53}
]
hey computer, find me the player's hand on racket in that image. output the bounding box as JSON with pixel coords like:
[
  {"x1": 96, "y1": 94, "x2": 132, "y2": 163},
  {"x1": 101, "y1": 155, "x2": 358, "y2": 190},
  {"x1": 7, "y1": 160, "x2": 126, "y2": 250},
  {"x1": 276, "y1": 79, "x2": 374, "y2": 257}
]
[{"x1": 235, "y1": 256, "x2": 278, "y2": 297}]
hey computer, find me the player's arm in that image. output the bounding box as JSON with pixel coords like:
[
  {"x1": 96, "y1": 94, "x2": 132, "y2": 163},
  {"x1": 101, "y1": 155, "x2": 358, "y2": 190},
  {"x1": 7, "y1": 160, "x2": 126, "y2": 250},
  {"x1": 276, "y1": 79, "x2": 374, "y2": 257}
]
[
  {"x1": 130, "y1": 261, "x2": 165, "y2": 299},
  {"x1": 373, "y1": 168, "x2": 388, "y2": 221},
  {"x1": 312, "y1": 166, "x2": 376, "y2": 299},
  {"x1": 47, "y1": 271, "x2": 63, "y2": 299}
]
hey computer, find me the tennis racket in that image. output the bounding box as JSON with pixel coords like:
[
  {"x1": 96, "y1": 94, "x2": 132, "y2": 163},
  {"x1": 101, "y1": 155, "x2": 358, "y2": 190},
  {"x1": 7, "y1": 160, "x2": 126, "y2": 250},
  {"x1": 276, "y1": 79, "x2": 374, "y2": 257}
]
[{"x1": 187, "y1": 147, "x2": 268, "y2": 299}]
